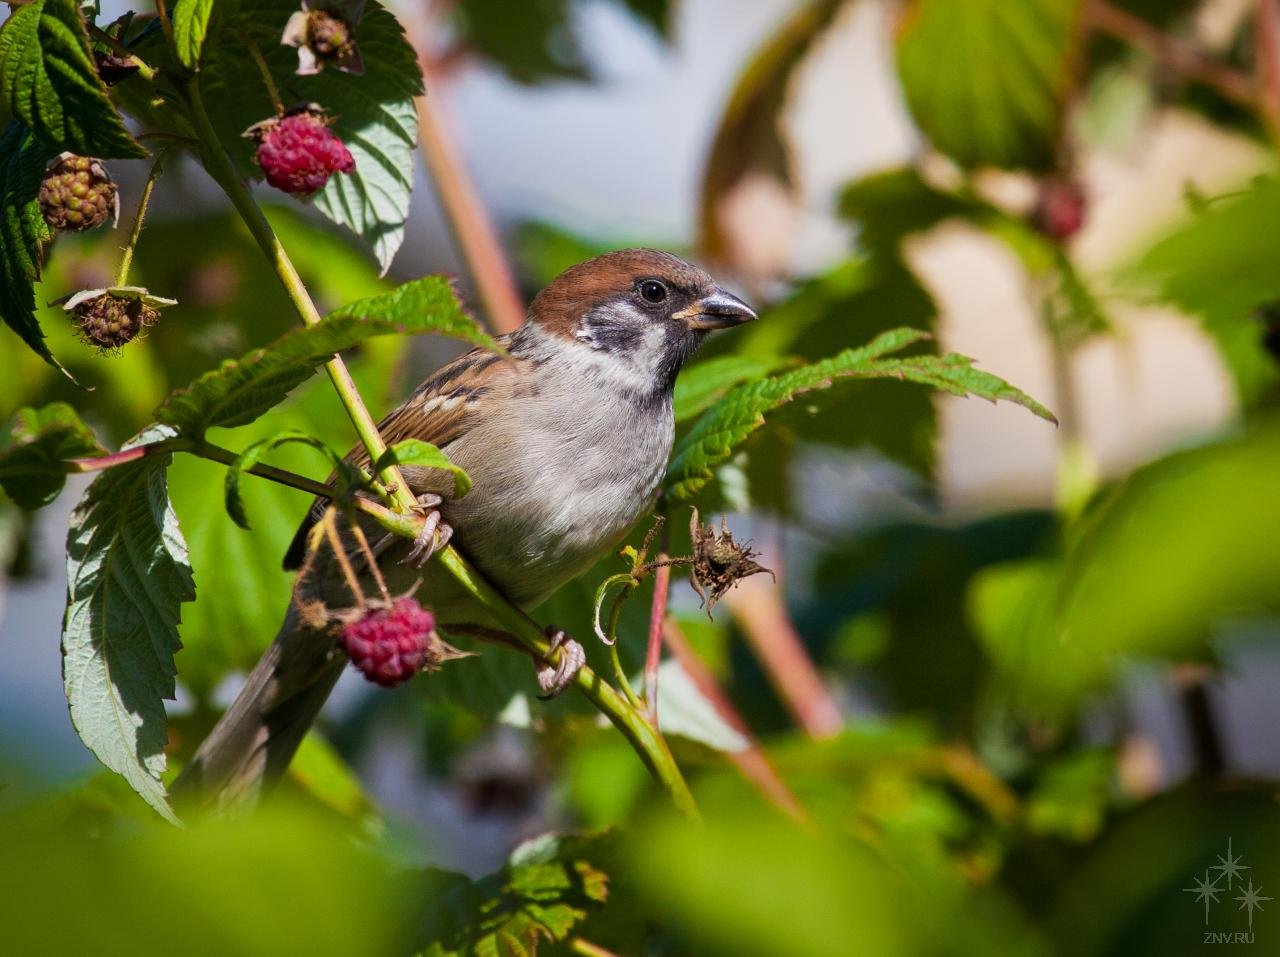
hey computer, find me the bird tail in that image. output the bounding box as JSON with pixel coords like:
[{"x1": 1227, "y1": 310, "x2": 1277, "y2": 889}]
[{"x1": 170, "y1": 606, "x2": 347, "y2": 811}]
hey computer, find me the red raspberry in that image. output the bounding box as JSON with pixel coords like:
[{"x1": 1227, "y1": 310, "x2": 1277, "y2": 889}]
[
  {"x1": 245, "y1": 106, "x2": 355, "y2": 197},
  {"x1": 1032, "y1": 178, "x2": 1087, "y2": 242},
  {"x1": 339, "y1": 597, "x2": 436, "y2": 688}
]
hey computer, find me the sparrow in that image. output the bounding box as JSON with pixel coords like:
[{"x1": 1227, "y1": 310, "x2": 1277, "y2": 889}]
[{"x1": 175, "y1": 249, "x2": 756, "y2": 808}]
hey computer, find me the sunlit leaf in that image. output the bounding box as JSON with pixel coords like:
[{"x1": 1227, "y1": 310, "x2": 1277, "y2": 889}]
[
  {"x1": 666, "y1": 328, "x2": 1056, "y2": 500},
  {"x1": 199, "y1": 0, "x2": 421, "y2": 271},
  {"x1": 63, "y1": 424, "x2": 194, "y2": 823},
  {"x1": 0, "y1": 0, "x2": 146, "y2": 157}
]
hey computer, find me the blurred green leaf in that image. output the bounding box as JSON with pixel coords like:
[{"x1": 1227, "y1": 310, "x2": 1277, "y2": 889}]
[
  {"x1": 199, "y1": 0, "x2": 421, "y2": 271},
  {"x1": 0, "y1": 0, "x2": 146, "y2": 157},
  {"x1": 286, "y1": 730, "x2": 379, "y2": 822},
  {"x1": 0, "y1": 120, "x2": 61, "y2": 372},
  {"x1": 0, "y1": 401, "x2": 104, "y2": 508},
  {"x1": 1025, "y1": 749, "x2": 1115, "y2": 842},
  {"x1": 975, "y1": 419, "x2": 1280, "y2": 713},
  {"x1": 63, "y1": 424, "x2": 194, "y2": 823},
  {"x1": 1125, "y1": 176, "x2": 1280, "y2": 406},
  {"x1": 666, "y1": 327, "x2": 1056, "y2": 500},
  {"x1": 698, "y1": 0, "x2": 845, "y2": 262},
  {"x1": 0, "y1": 800, "x2": 419, "y2": 955},
  {"x1": 154, "y1": 277, "x2": 480, "y2": 438},
  {"x1": 896, "y1": 0, "x2": 1081, "y2": 170}
]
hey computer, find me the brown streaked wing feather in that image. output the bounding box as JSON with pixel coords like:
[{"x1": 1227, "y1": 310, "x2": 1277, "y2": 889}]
[{"x1": 282, "y1": 342, "x2": 517, "y2": 570}]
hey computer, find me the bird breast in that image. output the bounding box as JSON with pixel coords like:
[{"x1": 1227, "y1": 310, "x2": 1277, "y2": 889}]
[{"x1": 440, "y1": 367, "x2": 674, "y2": 610}]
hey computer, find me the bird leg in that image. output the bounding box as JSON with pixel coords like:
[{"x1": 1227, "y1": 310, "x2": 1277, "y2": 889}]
[
  {"x1": 536, "y1": 626, "x2": 586, "y2": 699},
  {"x1": 402, "y1": 493, "x2": 454, "y2": 568},
  {"x1": 446, "y1": 623, "x2": 586, "y2": 700}
]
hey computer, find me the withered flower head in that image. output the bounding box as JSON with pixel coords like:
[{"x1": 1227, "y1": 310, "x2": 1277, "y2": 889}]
[
  {"x1": 281, "y1": 0, "x2": 365, "y2": 75},
  {"x1": 687, "y1": 508, "x2": 774, "y2": 616},
  {"x1": 58, "y1": 286, "x2": 177, "y2": 352}
]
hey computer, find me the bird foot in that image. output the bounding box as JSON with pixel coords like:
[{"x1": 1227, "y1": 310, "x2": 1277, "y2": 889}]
[
  {"x1": 401, "y1": 493, "x2": 453, "y2": 569},
  {"x1": 536, "y1": 626, "x2": 585, "y2": 699}
]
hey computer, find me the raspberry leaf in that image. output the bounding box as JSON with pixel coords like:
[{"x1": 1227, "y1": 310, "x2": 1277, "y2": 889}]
[
  {"x1": 154, "y1": 277, "x2": 490, "y2": 438},
  {"x1": 0, "y1": 0, "x2": 147, "y2": 158},
  {"x1": 0, "y1": 120, "x2": 72, "y2": 374},
  {"x1": 896, "y1": 0, "x2": 1080, "y2": 170},
  {"x1": 0, "y1": 402, "x2": 105, "y2": 509},
  {"x1": 172, "y1": 0, "x2": 217, "y2": 70},
  {"x1": 198, "y1": 0, "x2": 421, "y2": 272},
  {"x1": 63, "y1": 424, "x2": 195, "y2": 825},
  {"x1": 375, "y1": 439, "x2": 471, "y2": 498},
  {"x1": 673, "y1": 354, "x2": 795, "y2": 423},
  {"x1": 664, "y1": 328, "x2": 1057, "y2": 501}
]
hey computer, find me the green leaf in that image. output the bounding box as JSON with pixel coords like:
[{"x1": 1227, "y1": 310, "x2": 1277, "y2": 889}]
[
  {"x1": 673, "y1": 354, "x2": 794, "y2": 423},
  {"x1": 0, "y1": 120, "x2": 65, "y2": 371},
  {"x1": 154, "y1": 276, "x2": 485, "y2": 438},
  {"x1": 198, "y1": 0, "x2": 422, "y2": 271},
  {"x1": 419, "y1": 832, "x2": 612, "y2": 956},
  {"x1": 172, "y1": 0, "x2": 217, "y2": 70},
  {"x1": 0, "y1": 402, "x2": 105, "y2": 509},
  {"x1": 896, "y1": 0, "x2": 1080, "y2": 170},
  {"x1": 698, "y1": 0, "x2": 845, "y2": 261},
  {"x1": 665, "y1": 328, "x2": 1056, "y2": 500},
  {"x1": 63, "y1": 424, "x2": 195, "y2": 824},
  {"x1": 1123, "y1": 176, "x2": 1280, "y2": 407},
  {"x1": 224, "y1": 430, "x2": 351, "y2": 530},
  {"x1": 0, "y1": 0, "x2": 146, "y2": 157},
  {"x1": 375, "y1": 438, "x2": 471, "y2": 498},
  {"x1": 974, "y1": 419, "x2": 1280, "y2": 716}
]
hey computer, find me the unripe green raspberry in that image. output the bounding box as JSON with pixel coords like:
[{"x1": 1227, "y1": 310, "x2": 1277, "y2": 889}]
[{"x1": 38, "y1": 154, "x2": 118, "y2": 233}]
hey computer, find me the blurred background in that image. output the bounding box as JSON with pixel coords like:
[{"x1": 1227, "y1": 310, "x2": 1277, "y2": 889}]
[{"x1": 4, "y1": 0, "x2": 1280, "y2": 954}]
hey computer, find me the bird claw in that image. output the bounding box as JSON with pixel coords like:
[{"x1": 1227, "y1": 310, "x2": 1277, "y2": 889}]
[
  {"x1": 401, "y1": 494, "x2": 453, "y2": 569},
  {"x1": 536, "y1": 626, "x2": 585, "y2": 699}
]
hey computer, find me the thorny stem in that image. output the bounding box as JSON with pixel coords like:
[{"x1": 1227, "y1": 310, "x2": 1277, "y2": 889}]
[
  {"x1": 347, "y1": 514, "x2": 391, "y2": 603},
  {"x1": 114, "y1": 149, "x2": 168, "y2": 287},
  {"x1": 184, "y1": 78, "x2": 419, "y2": 516},
  {"x1": 182, "y1": 72, "x2": 698, "y2": 818},
  {"x1": 153, "y1": 0, "x2": 173, "y2": 48},
  {"x1": 355, "y1": 498, "x2": 700, "y2": 820}
]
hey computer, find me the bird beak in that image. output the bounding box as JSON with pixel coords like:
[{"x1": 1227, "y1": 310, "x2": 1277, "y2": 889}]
[{"x1": 676, "y1": 288, "x2": 758, "y2": 330}]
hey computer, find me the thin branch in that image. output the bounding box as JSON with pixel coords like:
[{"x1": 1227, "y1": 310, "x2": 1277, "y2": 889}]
[
  {"x1": 115, "y1": 149, "x2": 168, "y2": 287},
  {"x1": 88, "y1": 26, "x2": 158, "y2": 82},
  {"x1": 1085, "y1": 0, "x2": 1257, "y2": 108},
  {"x1": 570, "y1": 940, "x2": 625, "y2": 957},
  {"x1": 726, "y1": 577, "x2": 842, "y2": 739},
  {"x1": 663, "y1": 618, "x2": 809, "y2": 824},
  {"x1": 644, "y1": 557, "x2": 670, "y2": 725},
  {"x1": 408, "y1": 37, "x2": 527, "y2": 334},
  {"x1": 1257, "y1": 0, "x2": 1280, "y2": 133}
]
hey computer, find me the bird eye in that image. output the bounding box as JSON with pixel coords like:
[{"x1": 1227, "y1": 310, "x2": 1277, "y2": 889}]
[{"x1": 638, "y1": 279, "x2": 668, "y2": 304}]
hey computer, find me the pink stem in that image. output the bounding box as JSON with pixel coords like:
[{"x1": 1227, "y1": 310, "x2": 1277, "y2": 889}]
[
  {"x1": 663, "y1": 618, "x2": 808, "y2": 823},
  {"x1": 644, "y1": 558, "x2": 671, "y2": 724}
]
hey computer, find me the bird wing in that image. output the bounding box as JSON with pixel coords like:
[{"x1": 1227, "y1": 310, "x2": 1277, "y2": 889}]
[{"x1": 282, "y1": 341, "x2": 515, "y2": 570}]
